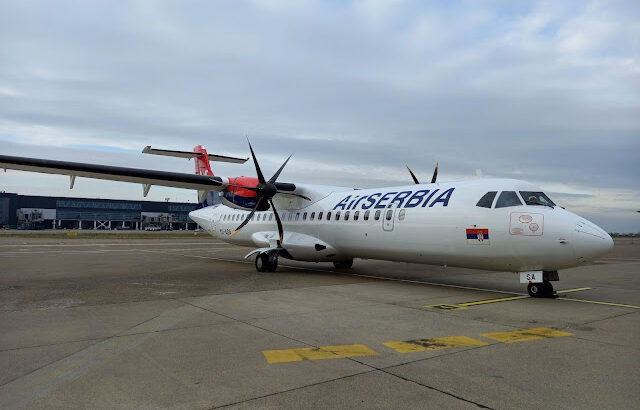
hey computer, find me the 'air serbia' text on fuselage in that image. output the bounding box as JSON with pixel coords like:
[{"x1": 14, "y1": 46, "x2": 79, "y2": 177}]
[{"x1": 333, "y1": 188, "x2": 455, "y2": 210}]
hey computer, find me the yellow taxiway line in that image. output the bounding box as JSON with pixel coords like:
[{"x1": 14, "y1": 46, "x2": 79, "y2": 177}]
[
  {"x1": 424, "y1": 288, "x2": 593, "y2": 310},
  {"x1": 557, "y1": 298, "x2": 640, "y2": 309},
  {"x1": 424, "y1": 287, "x2": 640, "y2": 310}
]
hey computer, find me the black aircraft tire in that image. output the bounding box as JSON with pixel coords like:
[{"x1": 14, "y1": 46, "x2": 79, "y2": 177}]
[
  {"x1": 527, "y1": 283, "x2": 544, "y2": 298},
  {"x1": 255, "y1": 254, "x2": 269, "y2": 272},
  {"x1": 543, "y1": 280, "x2": 555, "y2": 298},
  {"x1": 267, "y1": 255, "x2": 278, "y2": 272}
]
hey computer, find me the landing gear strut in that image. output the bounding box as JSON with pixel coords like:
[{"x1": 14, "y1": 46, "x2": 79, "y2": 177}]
[
  {"x1": 255, "y1": 252, "x2": 278, "y2": 272},
  {"x1": 527, "y1": 281, "x2": 555, "y2": 298}
]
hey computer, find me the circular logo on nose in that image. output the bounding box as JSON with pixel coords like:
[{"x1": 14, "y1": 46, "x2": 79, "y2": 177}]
[
  {"x1": 529, "y1": 223, "x2": 539, "y2": 232},
  {"x1": 519, "y1": 214, "x2": 533, "y2": 223}
]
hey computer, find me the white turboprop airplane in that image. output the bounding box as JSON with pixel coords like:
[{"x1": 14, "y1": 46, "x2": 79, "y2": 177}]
[{"x1": 0, "y1": 142, "x2": 613, "y2": 298}]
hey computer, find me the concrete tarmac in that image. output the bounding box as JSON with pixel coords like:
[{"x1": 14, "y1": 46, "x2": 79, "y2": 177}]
[{"x1": 0, "y1": 235, "x2": 638, "y2": 409}]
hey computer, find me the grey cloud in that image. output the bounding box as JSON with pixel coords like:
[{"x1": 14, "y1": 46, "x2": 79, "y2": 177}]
[{"x1": 1, "y1": 0, "x2": 639, "y2": 231}]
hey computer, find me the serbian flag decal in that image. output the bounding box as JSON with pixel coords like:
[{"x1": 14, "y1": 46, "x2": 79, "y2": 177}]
[{"x1": 466, "y1": 228, "x2": 490, "y2": 245}]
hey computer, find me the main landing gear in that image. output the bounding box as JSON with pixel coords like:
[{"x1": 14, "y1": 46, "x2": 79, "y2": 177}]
[
  {"x1": 255, "y1": 252, "x2": 278, "y2": 272},
  {"x1": 333, "y1": 259, "x2": 354, "y2": 269}
]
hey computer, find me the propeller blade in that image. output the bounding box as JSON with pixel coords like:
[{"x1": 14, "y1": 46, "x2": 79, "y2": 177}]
[
  {"x1": 276, "y1": 191, "x2": 311, "y2": 201},
  {"x1": 229, "y1": 197, "x2": 263, "y2": 236},
  {"x1": 269, "y1": 199, "x2": 284, "y2": 245},
  {"x1": 247, "y1": 140, "x2": 266, "y2": 183},
  {"x1": 431, "y1": 162, "x2": 439, "y2": 184},
  {"x1": 268, "y1": 153, "x2": 292, "y2": 183},
  {"x1": 406, "y1": 165, "x2": 420, "y2": 184}
]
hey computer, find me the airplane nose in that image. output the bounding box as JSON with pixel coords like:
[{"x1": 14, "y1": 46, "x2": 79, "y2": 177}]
[{"x1": 573, "y1": 219, "x2": 614, "y2": 262}]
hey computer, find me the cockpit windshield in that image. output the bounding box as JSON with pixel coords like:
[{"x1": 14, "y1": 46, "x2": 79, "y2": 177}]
[{"x1": 519, "y1": 191, "x2": 556, "y2": 207}]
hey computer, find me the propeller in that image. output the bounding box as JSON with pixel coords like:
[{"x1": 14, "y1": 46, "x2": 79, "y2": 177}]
[
  {"x1": 229, "y1": 141, "x2": 310, "y2": 244},
  {"x1": 406, "y1": 163, "x2": 439, "y2": 184},
  {"x1": 406, "y1": 166, "x2": 420, "y2": 184},
  {"x1": 430, "y1": 162, "x2": 438, "y2": 184}
]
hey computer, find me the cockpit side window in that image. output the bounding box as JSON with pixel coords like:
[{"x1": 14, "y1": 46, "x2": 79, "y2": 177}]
[
  {"x1": 476, "y1": 191, "x2": 497, "y2": 208},
  {"x1": 495, "y1": 191, "x2": 523, "y2": 208},
  {"x1": 519, "y1": 191, "x2": 556, "y2": 207}
]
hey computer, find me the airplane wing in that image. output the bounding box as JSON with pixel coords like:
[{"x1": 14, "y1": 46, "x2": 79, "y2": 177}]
[{"x1": 0, "y1": 154, "x2": 226, "y2": 193}]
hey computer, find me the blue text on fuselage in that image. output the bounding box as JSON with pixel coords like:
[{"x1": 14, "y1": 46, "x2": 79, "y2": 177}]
[{"x1": 332, "y1": 188, "x2": 455, "y2": 210}]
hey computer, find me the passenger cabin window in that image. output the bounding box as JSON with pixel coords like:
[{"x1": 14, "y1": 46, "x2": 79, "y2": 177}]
[
  {"x1": 318, "y1": 212, "x2": 323, "y2": 220},
  {"x1": 269, "y1": 213, "x2": 273, "y2": 221},
  {"x1": 336, "y1": 211, "x2": 341, "y2": 221},
  {"x1": 398, "y1": 209, "x2": 406, "y2": 221},
  {"x1": 374, "y1": 210, "x2": 381, "y2": 220},
  {"x1": 303, "y1": 212, "x2": 307, "y2": 221},
  {"x1": 519, "y1": 191, "x2": 556, "y2": 207},
  {"x1": 326, "y1": 212, "x2": 331, "y2": 220},
  {"x1": 385, "y1": 210, "x2": 393, "y2": 220},
  {"x1": 344, "y1": 211, "x2": 350, "y2": 221},
  {"x1": 495, "y1": 191, "x2": 523, "y2": 208},
  {"x1": 476, "y1": 191, "x2": 497, "y2": 208},
  {"x1": 310, "y1": 212, "x2": 315, "y2": 221},
  {"x1": 354, "y1": 211, "x2": 359, "y2": 221},
  {"x1": 296, "y1": 213, "x2": 300, "y2": 221},
  {"x1": 364, "y1": 210, "x2": 370, "y2": 221}
]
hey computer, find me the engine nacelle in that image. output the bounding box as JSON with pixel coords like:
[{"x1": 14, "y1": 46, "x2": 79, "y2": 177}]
[{"x1": 220, "y1": 176, "x2": 270, "y2": 211}]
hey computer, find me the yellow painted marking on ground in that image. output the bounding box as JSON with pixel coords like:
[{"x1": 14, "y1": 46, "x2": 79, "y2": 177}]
[
  {"x1": 263, "y1": 344, "x2": 378, "y2": 363},
  {"x1": 424, "y1": 288, "x2": 593, "y2": 310},
  {"x1": 383, "y1": 336, "x2": 489, "y2": 353},
  {"x1": 31, "y1": 359, "x2": 86, "y2": 387},
  {"x1": 50, "y1": 360, "x2": 84, "y2": 378},
  {"x1": 556, "y1": 287, "x2": 592, "y2": 294},
  {"x1": 459, "y1": 295, "x2": 529, "y2": 307},
  {"x1": 423, "y1": 303, "x2": 468, "y2": 310},
  {"x1": 481, "y1": 327, "x2": 573, "y2": 343},
  {"x1": 559, "y1": 298, "x2": 640, "y2": 309},
  {"x1": 66, "y1": 232, "x2": 78, "y2": 236}
]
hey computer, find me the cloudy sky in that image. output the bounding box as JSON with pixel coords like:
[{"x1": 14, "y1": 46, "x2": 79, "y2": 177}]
[{"x1": 1, "y1": 0, "x2": 639, "y2": 232}]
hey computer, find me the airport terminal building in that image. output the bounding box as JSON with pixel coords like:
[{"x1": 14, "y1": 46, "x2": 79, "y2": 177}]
[{"x1": 0, "y1": 192, "x2": 203, "y2": 230}]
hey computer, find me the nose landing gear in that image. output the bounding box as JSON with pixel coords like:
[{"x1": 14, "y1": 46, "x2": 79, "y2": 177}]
[
  {"x1": 524, "y1": 270, "x2": 559, "y2": 298},
  {"x1": 527, "y1": 281, "x2": 554, "y2": 298}
]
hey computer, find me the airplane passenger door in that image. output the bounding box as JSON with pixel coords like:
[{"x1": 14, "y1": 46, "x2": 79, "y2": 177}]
[{"x1": 382, "y1": 204, "x2": 397, "y2": 231}]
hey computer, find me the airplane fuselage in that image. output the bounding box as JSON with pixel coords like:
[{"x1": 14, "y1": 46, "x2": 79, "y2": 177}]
[{"x1": 189, "y1": 178, "x2": 613, "y2": 272}]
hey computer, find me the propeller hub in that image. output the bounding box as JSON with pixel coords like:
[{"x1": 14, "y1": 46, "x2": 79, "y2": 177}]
[{"x1": 257, "y1": 182, "x2": 277, "y2": 199}]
